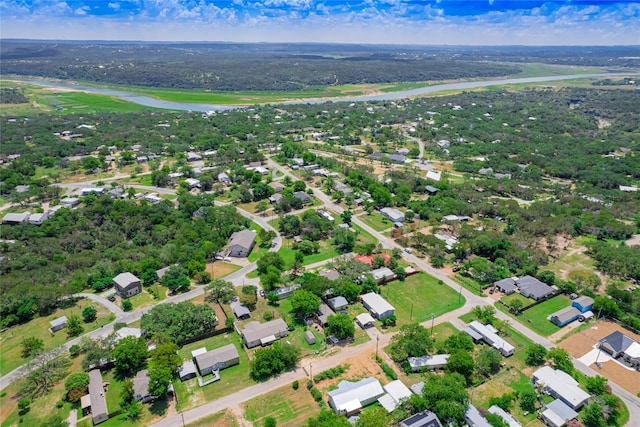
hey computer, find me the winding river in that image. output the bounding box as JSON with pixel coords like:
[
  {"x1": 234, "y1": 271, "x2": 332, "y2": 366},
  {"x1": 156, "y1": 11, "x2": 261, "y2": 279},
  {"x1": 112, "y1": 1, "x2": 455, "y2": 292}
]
[{"x1": 24, "y1": 72, "x2": 637, "y2": 112}]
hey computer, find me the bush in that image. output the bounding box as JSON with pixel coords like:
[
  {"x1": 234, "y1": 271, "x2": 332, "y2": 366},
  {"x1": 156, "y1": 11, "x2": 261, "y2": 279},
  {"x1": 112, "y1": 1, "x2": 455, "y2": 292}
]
[
  {"x1": 292, "y1": 380, "x2": 299, "y2": 390},
  {"x1": 263, "y1": 417, "x2": 277, "y2": 427},
  {"x1": 381, "y1": 363, "x2": 398, "y2": 380},
  {"x1": 313, "y1": 365, "x2": 349, "y2": 383},
  {"x1": 56, "y1": 400, "x2": 64, "y2": 408},
  {"x1": 310, "y1": 387, "x2": 323, "y2": 402},
  {"x1": 69, "y1": 344, "x2": 81, "y2": 358},
  {"x1": 263, "y1": 311, "x2": 274, "y2": 321},
  {"x1": 18, "y1": 399, "x2": 30, "y2": 410},
  {"x1": 307, "y1": 380, "x2": 314, "y2": 390},
  {"x1": 113, "y1": 322, "x2": 127, "y2": 331},
  {"x1": 122, "y1": 300, "x2": 133, "y2": 312}
]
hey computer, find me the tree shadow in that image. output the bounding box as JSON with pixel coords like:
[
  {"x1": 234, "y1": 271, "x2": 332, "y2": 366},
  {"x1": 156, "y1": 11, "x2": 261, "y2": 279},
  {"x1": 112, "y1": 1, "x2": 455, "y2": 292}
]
[{"x1": 149, "y1": 398, "x2": 168, "y2": 416}]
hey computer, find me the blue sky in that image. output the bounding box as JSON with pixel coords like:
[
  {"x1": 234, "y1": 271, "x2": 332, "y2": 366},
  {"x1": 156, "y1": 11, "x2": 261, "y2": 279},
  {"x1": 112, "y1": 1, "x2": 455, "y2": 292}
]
[{"x1": 1, "y1": 1, "x2": 639, "y2": 45}]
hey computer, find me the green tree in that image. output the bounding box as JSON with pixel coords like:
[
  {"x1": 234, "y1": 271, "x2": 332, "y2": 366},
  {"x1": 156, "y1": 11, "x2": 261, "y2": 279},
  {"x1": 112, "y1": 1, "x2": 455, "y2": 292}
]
[
  {"x1": 205, "y1": 279, "x2": 236, "y2": 303},
  {"x1": 66, "y1": 314, "x2": 84, "y2": 337},
  {"x1": 476, "y1": 347, "x2": 502, "y2": 376},
  {"x1": 64, "y1": 372, "x2": 90, "y2": 403},
  {"x1": 304, "y1": 410, "x2": 351, "y2": 427},
  {"x1": 250, "y1": 343, "x2": 300, "y2": 381},
  {"x1": 120, "y1": 379, "x2": 134, "y2": 407},
  {"x1": 333, "y1": 228, "x2": 357, "y2": 253},
  {"x1": 420, "y1": 372, "x2": 469, "y2": 425},
  {"x1": 257, "y1": 252, "x2": 285, "y2": 274},
  {"x1": 82, "y1": 306, "x2": 97, "y2": 323},
  {"x1": 141, "y1": 301, "x2": 217, "y2": 344},
  {"x1": 446, "y1": 350, "x2": 475, "y2": 385},
  {"x1": 263, "y1": 417, "x2": 277, "y2": 427},
  {"x1": 443, "y1": 332, "x2": 474, "y2": 352},
  {"x1": 486, "y1": 413, "x2": 509, "y2": 427},
  {"x1": 388, "y1": 323, "x2": 433, "y2": 363},
  {"x1": 290, "y1": 289, "x2": 321, "y2": 318},
  {"x1": 581, "y1": 402, "x2": 607, "y2": 427},
  {"x1": 546, "y1": 347, "x2": 574, "y2": 374},
  {"x1": 519, "y1": 388, "x2": 538, "y2": 413},
  {"x1": 122, "y1": 299, "x2": 133, "y2": 312},
  {"x1": 355, "y1": 406, "x2": 391, "y2": 427},
  {"x1": 326, "y1": 314, "x2": 355, "y2": 340},
  {"x1": 341, "y1": 210, "x2": 353, "y2": 225},
  {"x1": 160, "y1": 265, "x2": 191, "y2": 293},
  {"x1": 585, "y1": 375, "x2": 608, "y2": 396},
  {"x1": 21, "y1": 336, "x2": 44, "y2": 358},
  {"x1": 525, "y1": 344, "x2": 547, "y2": 366},
  {"x1": 113, "y1": 336, "x2": 149, "y2": 377}
]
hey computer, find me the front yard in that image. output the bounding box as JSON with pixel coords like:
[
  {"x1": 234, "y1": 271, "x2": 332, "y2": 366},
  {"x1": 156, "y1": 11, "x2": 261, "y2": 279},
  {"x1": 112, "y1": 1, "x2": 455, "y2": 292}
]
[
  {"x1": 499, "y1": 294, "x2": 572, "y2": 337},
  {"x1": 381, "y1": 273, "x2": 465, "y2": 331},
  {"x1": 242, "y1": 383, "x2": 320, "y2": 427}
]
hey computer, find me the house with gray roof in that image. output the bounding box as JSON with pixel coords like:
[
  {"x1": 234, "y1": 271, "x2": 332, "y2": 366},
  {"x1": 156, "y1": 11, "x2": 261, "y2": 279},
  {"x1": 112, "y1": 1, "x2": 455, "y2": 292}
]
[
  {"x1": 87, "y1": 369, "x2": 108, "y2": 425},
  {"x1": 400, "y1": 411, "x2": 443, "y2": 427},
  {"x1": 328, "y1": 296, "x2": 348, "y2": 311},
  {"x1": 494, "y1": 278, "x2": 517, "y2": 295},
  {"x1": 361, "y1": 292, "x2": 395, "y2": 319},
  {"x1": 517, "y1": 275, "x2": 555, "y2": 300},
  {"x1": 425, "y1": 185, "x2": 439, "y2": 195},
  {"x1": 113, "y1": 272, "x2": 141, "y2": 298},
  {"x1": 193, "y1": 344, "x2": 240, "y2": 376},
  {"x1": 230, "y1": 300, "x2": 251, "y2": 319},
  {"x1": 380, "y1": 207, "x2": 405, "y2": 222},
  {"x1": 227, "y1": 230, "x2": 256, "y2": 257},
  {"x1": 328, "y1": 377, "x2": 385, "y2": 416},
  {"x1": 293, "y1": 191, "x2": 312, "y2": 204},
  {"x1": 356, "y1": 313, "x2": 376, "y2": 329},
  {"x1": 389, "y1": 153, "x2": 406, "y2": 163},
  {"x1": 49, "y1": 316, "x2": 68, "y2": 332},
  {"x1": 241, "y1": 318, "x2": 289, "y2": 348},
  {"x1": 133, "y1": 369, "x2": 156, "y2": 403},
  {"x1": 61, "y1": 197, "x2": 81, "y2": 208},
  {"x1": 316, "y1": 302, "x2": 335, "y2": 326},
  {"x1": 598, "y1": 331, "x2": 640, "y2": 369},
  {"x1": 269, "y1": 193, "x2": 283, "y2": 204},
  {"x1": 28, "y1": 212, "x2": 49, "y2": 225},
  {"x1": 273, "y1": 284, "x2": 301, "y2": 299},
  {"x1": 178, "y1": 360, "x2": 197, "y2": 381},
  {"x1": 319, "y1": 269, "x2": 340, "y2": 281},
  {"x1": 371, "y1": 267, "x2": 396, "y2": 283},
  {"x1": 571, "y1": 296, "x2": 594, "y2": 313},
  {"x1": 2, "y1": 212, "x2": 30, "y2": 224},
  {"x1": 541, "y1": 399, "x2": 578, "y2": 427},
  {"x1": 218, "y1": 172, "x2": 231, "y2": 185},
  {"x1": 269, "y1": 181, "x2": 285, "y2": 193},
  {"x1": 549, "y1": 306, "x2": 581, "y2": 327},
  {"x1": 532, "y1": 366, "x2": 591, "y2": 410}
]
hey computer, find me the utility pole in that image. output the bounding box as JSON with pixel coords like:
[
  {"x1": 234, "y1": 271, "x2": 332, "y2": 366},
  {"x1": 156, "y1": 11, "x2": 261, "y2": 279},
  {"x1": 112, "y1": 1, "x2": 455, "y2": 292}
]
[
  {"x1": 376, "y1": 335, "x2": 380, "y2": 359},
  {"x1": 430, "y1": 313, "x2": 435, "y2": 337}
]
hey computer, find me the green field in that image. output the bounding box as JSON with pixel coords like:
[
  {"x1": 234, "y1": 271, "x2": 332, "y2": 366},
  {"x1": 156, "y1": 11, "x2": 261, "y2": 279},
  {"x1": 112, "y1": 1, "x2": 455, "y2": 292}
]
[
  {"x1": 357, "y1": 212, "x2": 394, "y2": 232},
  {"x1": 508, "y1": 63, "x2": 606, "y2": 79},
  {"x1": 498, "y1": 294, "x2": 571, "y2": 337},
  {"x1": 382, "y1": 272, "x2": 465, "y2": 330},
  {"x1": 242, "y1": 383, "x2": 321, "y2": 427},
  {"x1": 0, "y1": 299, "x2": 115, "y2": 376}
]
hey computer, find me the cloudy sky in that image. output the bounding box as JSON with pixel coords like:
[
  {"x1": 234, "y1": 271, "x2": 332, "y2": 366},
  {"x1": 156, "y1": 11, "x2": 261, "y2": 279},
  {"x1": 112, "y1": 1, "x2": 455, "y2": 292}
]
[{"x1": 1, "y1": 0, "x2": 639, "y2": 45}]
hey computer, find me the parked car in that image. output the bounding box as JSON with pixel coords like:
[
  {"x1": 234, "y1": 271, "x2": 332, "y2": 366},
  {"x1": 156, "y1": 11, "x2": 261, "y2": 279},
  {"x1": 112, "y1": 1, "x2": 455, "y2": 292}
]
[{"x1": 107, "y1": 295, "x2": 116, "y2": 302}]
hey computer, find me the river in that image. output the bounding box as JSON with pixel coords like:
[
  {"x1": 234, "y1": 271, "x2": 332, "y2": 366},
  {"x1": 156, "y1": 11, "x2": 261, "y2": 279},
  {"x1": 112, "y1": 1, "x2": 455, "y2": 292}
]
[{"x1": 24, "y1": 72, "x2": 638, "y2": 112}]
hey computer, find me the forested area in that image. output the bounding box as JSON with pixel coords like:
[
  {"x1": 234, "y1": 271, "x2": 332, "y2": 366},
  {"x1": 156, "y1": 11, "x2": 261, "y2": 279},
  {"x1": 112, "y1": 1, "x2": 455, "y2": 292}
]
[
  {"x1": 0, "y1": 193, "x2": 248, "y2": 327},
  {"x1": 1, "y1": 41, "x2": 521, "y2": 90}
]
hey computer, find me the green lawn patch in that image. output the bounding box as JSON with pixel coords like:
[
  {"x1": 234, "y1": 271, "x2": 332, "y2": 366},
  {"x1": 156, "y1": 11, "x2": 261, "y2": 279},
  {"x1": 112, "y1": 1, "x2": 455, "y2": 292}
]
[
  {"x1": 382, "y1": 272, "x2": 465, "y2": 331},
  {"x1": 454, "y1": 274, "x2": 488, "y2": 296},
  {"x1": 0, "y1": 298, "x2": 114, "y2": 376},
  {"x1": 186, "y1": 409, "x2": 240, "y2": 427},
  {"x1": 358, "y1": 212, "x2": 393, "y2": 232},
  {"x1": 512, "y1": 294, "x2": 571, "y2": 337},
  {"x1": 278, "y1": 240, "x2": 339, "y2": 268},
  {"x1": 500, "y1": 293, "x2": 534, "y2": 307},
  {"x1": 242, "y1": 383, "x2": 320, "y2": 427}
]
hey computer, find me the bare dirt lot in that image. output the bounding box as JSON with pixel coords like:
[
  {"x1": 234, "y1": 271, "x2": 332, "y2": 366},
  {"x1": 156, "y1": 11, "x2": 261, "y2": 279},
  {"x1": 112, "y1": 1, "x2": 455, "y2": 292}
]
[{"x1": 558, "y1": 320, "x2": 640, "y2": 395}]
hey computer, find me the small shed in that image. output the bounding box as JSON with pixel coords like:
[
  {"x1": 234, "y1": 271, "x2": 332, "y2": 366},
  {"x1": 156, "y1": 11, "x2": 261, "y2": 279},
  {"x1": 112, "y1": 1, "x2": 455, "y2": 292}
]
[
  {"x1": 49, "y1": 316, "x2": 68, "y2": 332},
  {"x1": 328, "y1": 296, "x2": 348, "y2": 311},
  {"x1": 356, "y1": 313, "x2": 376, "y2": 329},
  {"x1": 305, "y1": 331, "x2": 316, "y2": 345},
  {"x1": 571, "y1": 296, "x2": 594, "y2": 313}
]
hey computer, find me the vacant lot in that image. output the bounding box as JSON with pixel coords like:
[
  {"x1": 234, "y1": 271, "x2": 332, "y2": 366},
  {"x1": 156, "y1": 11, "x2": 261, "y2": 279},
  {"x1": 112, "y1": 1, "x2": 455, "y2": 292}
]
[
  {"x1": 558, "y1": 320, "x2": 640, "y2": 395},
  {"x1": 358, "y1": 212, "x2": 394, "y2": 232},
  {"x1": 242, "y1": 383, "x2": 320, "y2": 427},
  {"x1": 186, "y1": 409, "x2": 240, "y2": 427},
  {"x1": 383, "y1": 273, "x2": 465, "y2": 330},
  {"x1": 0, "y1": 298, "x2": 114, "y2": 376}
]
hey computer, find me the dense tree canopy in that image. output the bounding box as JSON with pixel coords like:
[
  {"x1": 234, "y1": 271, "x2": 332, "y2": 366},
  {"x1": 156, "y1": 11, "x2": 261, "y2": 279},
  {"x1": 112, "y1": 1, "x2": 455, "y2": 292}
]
[{"x1": 140, "y1": 301, "x2": 217, "y2": 345}]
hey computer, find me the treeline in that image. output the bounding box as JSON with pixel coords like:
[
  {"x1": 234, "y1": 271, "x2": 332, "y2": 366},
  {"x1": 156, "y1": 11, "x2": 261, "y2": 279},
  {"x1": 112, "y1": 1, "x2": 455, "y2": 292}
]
[
  {"x1": 1, "y1": 41, "x2": 519, "y2": 91},
  {"x1": 0, "y1": 193, "x2": 248, "y2": 327},
  {"x1": 0, "y1": 87, "x2": 28, "y2": 104}
]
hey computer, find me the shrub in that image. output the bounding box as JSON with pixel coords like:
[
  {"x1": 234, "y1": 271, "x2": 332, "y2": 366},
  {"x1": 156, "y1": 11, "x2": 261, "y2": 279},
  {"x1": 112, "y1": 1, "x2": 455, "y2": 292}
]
[
  {"x1": 292, "y1": 380, "x2": 299, "y2": 390},
  {"x1": 122, "y1": 300, "x2": 133, "y2": 312},
  {"x1": 69, "y1": 344, "x2": 81, "y2": 358},
  {"x1": 310, "y1": 387, "x2": 323, "y2": 402},
  {"x1": 313, "y1": 365, "x2": 349, "y2": 383},
  {"x1": 381, "y1": 363, "x2": 397, "y2": 380},
  {"x1": 307, "y1": 380, "x2": 314, "y2": 390},
  {"x1": 18, "y1": 399, "x2": 30, "y2": 410}
]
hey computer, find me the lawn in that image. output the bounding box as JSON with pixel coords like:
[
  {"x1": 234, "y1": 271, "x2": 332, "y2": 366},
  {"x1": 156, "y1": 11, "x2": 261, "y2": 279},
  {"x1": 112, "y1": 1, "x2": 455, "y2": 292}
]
[
  {"x1": 242, "y1": 383, "x2": 320, "y2": 427},
  {"x1": 500, "y1": 293, "x2": 534, "y2": 308},
  {"x1": 454, "y1": 274, "x2": 489, "y2": 296},
  {"x1": 186, "y1": 409, "x2": 240, "y2": 427},
  {"x1": 0, "y1": 298, "x2": 114, "y2": 376},
  {"x1": 175, "y1": 333, "x2": 254, "y2": 410},
  {"x1": 381, "y1": 273, "x2": 465, "y2": 331},
  {"x1": 278, "y1": 239, "x2": 340, "y2": 268},
  {"x1": 207, "y1": 261, "x2": 242, "y2": 280},
  {"x1": 510, "y1": 295, "x2": 571, "y2": 337},
  {"x1": 357, "y1": 212, "x2": 394, "y2": 232},
  {"x1": 124, "y1": 289, "x2": 158, "y2": 311}
]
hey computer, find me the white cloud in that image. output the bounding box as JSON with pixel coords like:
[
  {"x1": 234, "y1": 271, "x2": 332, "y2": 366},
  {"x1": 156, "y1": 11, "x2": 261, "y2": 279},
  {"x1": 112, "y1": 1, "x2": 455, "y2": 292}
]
[{"x1": 108, "y1": 2, "x2": 121, "y2": 11}]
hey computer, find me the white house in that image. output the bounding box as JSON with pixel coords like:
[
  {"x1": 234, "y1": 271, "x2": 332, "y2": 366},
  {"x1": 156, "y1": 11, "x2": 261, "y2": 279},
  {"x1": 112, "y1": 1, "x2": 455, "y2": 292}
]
[
  {"x1": 380, "y1": 207, "x2": 405, "y2": 223},
  {"x1": 465, "y1": 321, "x2": 514, "y2": 357},
  {"x1": 408, "y1": 354, "x2": 450, "y2": 372},
  {"x1": 328, "y1": 377, "x2": 385, "y2": 415},
  {"x1": 378, "y1": 380, "x2": 412, "y2": 412},
  {"x1": 361, "y1": 292, "x2": 395, "y2": 319},
  {"x1": 532, "y1": 366, "x2": 591, "y2": 410}
]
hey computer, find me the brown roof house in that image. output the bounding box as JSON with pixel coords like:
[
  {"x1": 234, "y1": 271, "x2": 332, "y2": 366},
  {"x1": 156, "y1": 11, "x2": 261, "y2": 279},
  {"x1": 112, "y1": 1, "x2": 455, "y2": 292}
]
[
  {"x1": 113, "y1": 272, "x2": 141, "y2": 298},
  {"x1": 227, "y1": 230, "x2": 257, "y2": 258}
]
